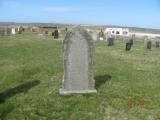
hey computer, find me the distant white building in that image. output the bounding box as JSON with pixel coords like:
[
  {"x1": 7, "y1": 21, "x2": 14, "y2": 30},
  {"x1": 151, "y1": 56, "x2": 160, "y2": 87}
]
[
  {"x1": 131, "y1": 32, "x2": 160, "y2": 38},
  {"x1": 104, "y1": 28, "x2": 129, "y2": 36}
]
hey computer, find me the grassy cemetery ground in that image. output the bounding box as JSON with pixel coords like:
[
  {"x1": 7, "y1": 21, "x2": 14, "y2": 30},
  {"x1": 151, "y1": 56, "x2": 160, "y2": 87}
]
[{"x1": 0, "y1": 32, "x2": 160, "y2": 120}]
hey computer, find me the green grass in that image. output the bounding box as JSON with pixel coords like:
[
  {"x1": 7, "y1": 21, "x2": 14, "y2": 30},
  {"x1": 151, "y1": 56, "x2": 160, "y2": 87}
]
[{"x1": 0, "y1": 32, "x2": 160, "y2": 120}]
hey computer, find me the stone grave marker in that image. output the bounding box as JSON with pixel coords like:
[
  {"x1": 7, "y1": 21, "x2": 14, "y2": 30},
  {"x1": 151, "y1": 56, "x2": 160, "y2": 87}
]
[
  {"x1": 107, "y1": 35, "x2": 115, "y2": 46},
  {"x1": 11, "y1": 28, "x2": 16, "y2": 35},
  {"x1": 52, "y1": 32, "x2": 54, "y2": 36},
  {"x1": 129, "y1": 34, "x2": 135, "y2": 46},
  {"x1": 124, "y1": 36, "x2": 132, "y2": 51},
  {"x1": 155, "y1": 38, "x2": 160, "y2": 48},
  {"x1": 126, "y1": 42, "x2": 132, "y2": 51},
  {"x1": 54, "y1": 29, "x2": 59, "y2": 39},
  {"x1": 59, "y1": 27, "x2": 97, "y2": 95},
  {"x1": 144, "y1": 38, "x2": 152, "y2": 49},
  {"x1": 18, "y1": 26, "x2": 23, "y2": 34}
]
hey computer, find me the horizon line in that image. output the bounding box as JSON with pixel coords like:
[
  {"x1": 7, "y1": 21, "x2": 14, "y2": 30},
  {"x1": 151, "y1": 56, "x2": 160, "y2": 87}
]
[{"x1": 0, "y1": 21, "x2": 160, "y2": 30}]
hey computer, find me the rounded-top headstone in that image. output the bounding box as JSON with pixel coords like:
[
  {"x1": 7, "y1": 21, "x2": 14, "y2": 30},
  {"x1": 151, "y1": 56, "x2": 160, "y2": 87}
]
[{"x1": 60, "y1": 27, "x2": 97, "y2": 95}]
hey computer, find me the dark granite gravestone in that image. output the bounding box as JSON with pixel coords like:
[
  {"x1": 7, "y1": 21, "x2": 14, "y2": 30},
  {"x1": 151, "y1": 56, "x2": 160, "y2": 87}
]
[
  {"x1": 147, "y1": 41, "x2": 152, "y2": 49},
  {"x1": 107, "y1": 36, "x2": 115, "y2": 46},
  {"x1": 54, "y1": 29, "x2": 59, "y2": 39},
  {"x1": 52, "y1": 32, "x2": 54, "y2": 36},
  {"x1": 22, "y1": 28, "x2": 25, "y2": 31},
  {"x1": 126, "y1": 42, "x2": 132, "y2": 51},
  {"x1": 59, "y1": 27, "x2": 97, "y2": 95},
  {"x1": 155, "y1": 41, "x2": 160, "y2": 48}
]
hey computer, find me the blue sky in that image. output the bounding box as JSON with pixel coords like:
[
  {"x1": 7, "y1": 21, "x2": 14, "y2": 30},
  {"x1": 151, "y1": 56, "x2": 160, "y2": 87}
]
[{"x1": 0, "y1": 0, "x2": 160, "y2": 29}]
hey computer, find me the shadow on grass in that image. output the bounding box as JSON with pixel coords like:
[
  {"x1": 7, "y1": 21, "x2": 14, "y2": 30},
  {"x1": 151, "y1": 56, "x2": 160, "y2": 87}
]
[
  {"x1": 95, "y1": 75, "x2": 112, "y2": 89},
  {"x1": 0, "y1": 80, "x2": 40, "y2": 104},
  {"x1": 0, "y1": 102, "x2": 14, "y2": 119}
]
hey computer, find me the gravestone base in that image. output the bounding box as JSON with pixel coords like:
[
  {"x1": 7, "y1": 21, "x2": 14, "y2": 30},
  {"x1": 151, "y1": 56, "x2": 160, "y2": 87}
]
[
  {"x1": 60, "y1": 78, "x2": 97, "y2": 95},
  {"x1": 59, "y1": 88, "x2": 97, "y2": 95}
]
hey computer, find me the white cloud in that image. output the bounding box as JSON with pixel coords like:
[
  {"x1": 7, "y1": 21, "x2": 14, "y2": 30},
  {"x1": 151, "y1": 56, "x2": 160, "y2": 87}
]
[{"x1": 42, "y1": 7, "x2": 70, "y2": 12}]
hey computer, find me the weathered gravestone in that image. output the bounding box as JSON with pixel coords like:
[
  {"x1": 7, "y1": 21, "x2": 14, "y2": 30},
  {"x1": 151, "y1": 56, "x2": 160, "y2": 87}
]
[
  {"x1": 126, "y1": 42, "x2": 132, "y2": 51},
  {"x1": 22, "y1": 28, "x2": 25, "y2": 31},
  {"x1": 107, "y1": 35, "x2": 115, "y2": 46},
  {"x1": 144, "y1": 38, "x2": 152, "y2": 49},
  {"x1": 129, "y1": 34, "x2": 135, "y2": 46},
  {"x1": 18, "y1": 27, "x2": 23, "y2": 34},
  {"x1": 59, "y1": 27, "x2": 97, "y2": 95},
  {"x1": 54, "y1": 29, "x2": 59, "y2": 39},
  {"x1": 155, "y1": 39, "x2": 160, "y2": 48},
  {"x1": 123, "y1": 37, "x2": 132, "y2": 51},
  {"x1": 11, "y1": 28, "x2": 16, "y2": 35}
]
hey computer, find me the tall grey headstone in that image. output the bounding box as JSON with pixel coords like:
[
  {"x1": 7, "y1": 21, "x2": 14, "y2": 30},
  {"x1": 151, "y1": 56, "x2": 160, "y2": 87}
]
[
  {"x1": 54, "y1": 29, "x2": 59, "y2": 39},
  {"x1": 60, "y1": 27, "x2": 97, "y2": 95}
]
